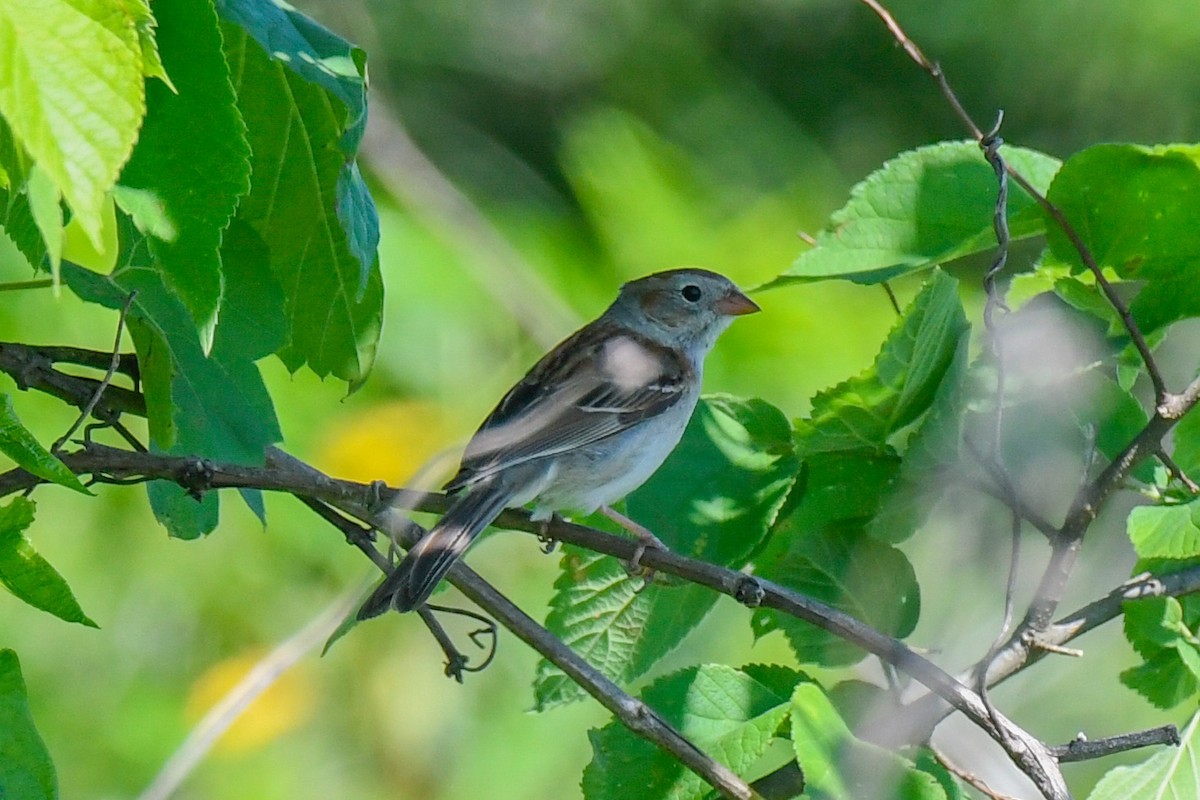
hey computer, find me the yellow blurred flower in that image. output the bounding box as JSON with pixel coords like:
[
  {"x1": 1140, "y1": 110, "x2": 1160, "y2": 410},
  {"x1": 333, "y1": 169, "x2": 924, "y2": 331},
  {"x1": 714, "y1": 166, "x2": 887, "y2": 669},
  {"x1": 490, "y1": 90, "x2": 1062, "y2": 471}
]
[{"x1": 314, "y1": 400, "x2": 459, "y2": 487}]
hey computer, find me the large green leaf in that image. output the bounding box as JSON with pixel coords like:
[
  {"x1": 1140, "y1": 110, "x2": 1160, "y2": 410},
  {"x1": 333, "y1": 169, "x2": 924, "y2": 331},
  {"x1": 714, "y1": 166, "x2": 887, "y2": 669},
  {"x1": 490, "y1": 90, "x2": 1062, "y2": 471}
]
[
  {"x1": 752, "y1": 451, "x2": 919, "y2": 666},
  {"x1": 1175, "y1": 405, "x2": 1200, "y2": 482},
  {"x1": 868, "y1": 336, "x2": 969, "y2": 543},
  {"x1": 118, "y1": 0, "x2": 251, "y2": 350},
  {"x1": 1129, "y1": 501, "x2": 1200, "y2": 560},
  {"x1": 1046, "y1": 143, "x2": 1200, "y2": 333},
  {"x1": 0, "y1": 0, "x2": 148, "y2": 249},
  {"x1": 62, "y1": 248, "x2": 281, "y2": 539},
  {"x1": 0, "y1": 498, "x2": 96, "y2": 626},
  {"x1": 534, "y1": 397, "x2": 798, "y2": 711},
  {"x1": 794, "y1": 269, "x2": 969, "y2": 456},
  {"x1": 581, "y1": 664, "x2": 800, "y2": 800},
  {"x1": 0, "y1": 649, "x2": 58, "y2": 800},
  {"x1": 0, "y1": 395, "x2": 88, "y2": 494},
  {"x1": 220, "y1": 15, "x2": 381, "y2": 384},
  {"x1": 770, "y1": 141, "x2": 1060, "y2": 286},
  {"x1": 1087, "y1": 709, "x2": 1200, "y2": 799},
  {"x1": 791, "y1": 682, "x2": 948, "y2": 800}
]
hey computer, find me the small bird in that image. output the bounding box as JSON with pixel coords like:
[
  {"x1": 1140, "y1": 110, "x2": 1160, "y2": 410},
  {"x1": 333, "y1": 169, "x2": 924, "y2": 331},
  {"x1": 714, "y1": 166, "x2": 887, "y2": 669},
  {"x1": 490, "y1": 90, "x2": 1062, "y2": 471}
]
[{"x1": 357, "y1": 268, "x2": 759, "y2": 619}]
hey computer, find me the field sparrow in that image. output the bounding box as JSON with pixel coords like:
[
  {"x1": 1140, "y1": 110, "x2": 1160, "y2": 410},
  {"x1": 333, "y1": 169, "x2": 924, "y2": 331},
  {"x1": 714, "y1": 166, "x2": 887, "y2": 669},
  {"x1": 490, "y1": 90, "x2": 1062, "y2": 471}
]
[{"x1": 357, "y1": 268, "x2": 758, "y2": 618}]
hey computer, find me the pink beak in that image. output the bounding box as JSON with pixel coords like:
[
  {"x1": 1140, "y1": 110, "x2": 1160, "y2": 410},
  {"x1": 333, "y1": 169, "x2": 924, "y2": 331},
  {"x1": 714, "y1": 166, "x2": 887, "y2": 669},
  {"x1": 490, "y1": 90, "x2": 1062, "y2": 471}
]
[{"x1": 714, "y1": 289, "x2": 760, "y2": 316}]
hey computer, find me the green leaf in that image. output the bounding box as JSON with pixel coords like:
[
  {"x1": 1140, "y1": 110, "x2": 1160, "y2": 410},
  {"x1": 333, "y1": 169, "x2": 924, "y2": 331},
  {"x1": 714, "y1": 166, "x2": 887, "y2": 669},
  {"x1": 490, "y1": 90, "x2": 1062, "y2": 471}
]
[
  {"x1": 215, "y1": 0, "x2": 368, "y2": 151},
  {"x1": 0, "y1": 186, "x2": 46, "y2": 271},
  {"x1": 1120, "y1": 594, "x2": 1200, "y2": 708},
  {"x1": 0, "y1": 649, "x2": 58, "y2": 800},
  {"x1": 869, "y1": 335, "x2": 969, "y2": 544},
  {"x1": 220, "y1": 15, "x2": 381, "y2": 384},
  {"x1": 0, "y1": 0, "x2": 146, "y2": 249},
  {"x1": 795, "y1": 269, "x2": 969, "y2": 456},
  {"x1": 24, "y1": 166, "x2": 62, "y2": 280},
  {"x1": 581, "y1": 664, "x2": 800, "y2": 800},
  {"x1": 1046, "y1": 143, "x2": 1200, "y2": 333},
  {"x1": 0, "y1": 498, "x2": 96, "y2": 627},
  {"x1": 791, "y1": 682, "x2": 947, "y2": 800},
  {"x1": 118, "y1": 0, "x2": 251, "y2": 350},
  {"x1": 770, "y1": 141, "x2": 1060, "y2": 286},
  {"x1": 534, "y1": 397, "x2": 798, "y2": 710},
  {"x1": 1174, "y1": 404, "x2": 1200, "y2": 482},
  {"x1": 752, "y1": 465, "x2": 919, "y2": 667},
  {"x1": 1129, "y1": 501, "x2": 1200, "y2": 560},
  {"x1": 62, "y1": 248, "x2": 281, "y2": 539},
  {"x1": 1087, "y1": 709, "x2": 1200, "y2": 799},
  {"x1": 128, "y1": 0, "x2": 174, "y2": 90},
  {"x1": 753, "y1": 450, "x2": 916, "y2": 665},
  {"x1": 0, "y1": 395, "x2": 88, "y2": 494}
]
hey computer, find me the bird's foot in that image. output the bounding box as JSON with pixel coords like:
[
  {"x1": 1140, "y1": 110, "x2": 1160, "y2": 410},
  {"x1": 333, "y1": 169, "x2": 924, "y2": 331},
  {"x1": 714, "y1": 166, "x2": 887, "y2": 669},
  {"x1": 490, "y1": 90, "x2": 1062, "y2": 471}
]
[
  {"x1": 536, "y1": 513, "x2": 563, "y2": 554},
  {"x1": 600, "y1": 505, "x2": 668, "y2": 590}
]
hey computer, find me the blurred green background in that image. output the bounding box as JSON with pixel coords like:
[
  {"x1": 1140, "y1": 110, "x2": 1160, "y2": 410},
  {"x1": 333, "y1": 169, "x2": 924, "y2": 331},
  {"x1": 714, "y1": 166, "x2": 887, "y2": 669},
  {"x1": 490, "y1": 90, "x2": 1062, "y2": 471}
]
[{"x1": 3, "y1": 0, "x2": 1200, "y2": 798}]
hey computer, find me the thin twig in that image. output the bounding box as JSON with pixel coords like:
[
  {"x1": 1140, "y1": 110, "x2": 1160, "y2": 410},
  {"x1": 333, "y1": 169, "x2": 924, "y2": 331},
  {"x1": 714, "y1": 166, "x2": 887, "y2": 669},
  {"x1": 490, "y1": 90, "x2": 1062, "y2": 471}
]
[
  {"x1": 931, "y1": 745, "x2": 1022, "y2": 800},
  {"x1": 36, "y1": 345, "x2": 140, "y2": 380},
  {"x1": 1158, "y1": 449, "x2": 1200, "y2": 494},
  {"x1": 881, "y1": 281, "x2": 902, "y2": 316},
  {"x1": 0, "y1": 279, "x2": 53, "y2": 292},
  {"x1": 1051, "y1": 725, "x2": 1179, "y2": 763},
  {"x1": 52, "y1": 290, "x2": 137, "y2": 454}
]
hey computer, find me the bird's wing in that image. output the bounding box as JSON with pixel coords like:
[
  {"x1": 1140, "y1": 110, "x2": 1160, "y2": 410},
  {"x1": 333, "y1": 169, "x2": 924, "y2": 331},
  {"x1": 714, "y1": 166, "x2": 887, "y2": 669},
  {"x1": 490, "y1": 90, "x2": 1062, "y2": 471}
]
[{"x1": 445, "y1": 323, "x2": 693, "y2": 491}]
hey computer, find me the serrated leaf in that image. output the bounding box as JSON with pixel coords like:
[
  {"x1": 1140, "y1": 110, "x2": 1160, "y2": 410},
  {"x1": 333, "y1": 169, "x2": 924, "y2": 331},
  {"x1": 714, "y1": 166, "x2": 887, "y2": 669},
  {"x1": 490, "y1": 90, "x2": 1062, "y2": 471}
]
[
  {"x1": 128, "y1": 0, "x2": 174, "y2": 90},
  {"x1": 1129, "y1": 501, "x2": 1200, "y2": 560},
  {"x1": 754, "y1": 450, "x2": 918, "y2": 666},
  {"x1": 869, "y1": 335, "x2": 969, "y2": 543},
  {"x1": 1046, "y1": 144, "x2": 1200, "y2": 334},
  {"x1": 118, "y1": 0, "x2": 251, "y2": 349},
  {"x1": 534, "y1": 397, "x2": 798, "y2": 710},
  {"x1": 0, "y1": 0, "x2": 146, "y2": 249},
  {"x1": 581, "y1": 664, "x2": 800, "y2": 800},
  {"x1": 0, "y1": 395, "x2": 87, "y2": 494},
  {"x1": 220, "y1": 15, "x2": 381, "y2": 384},
  {"x1": 0, "y1": 185, "x2": 45, "y2": 271},
  {"x1": 1121, "y1": 594, "x2": 1200, "y2": 709},
  {"x1": 769, "y1": 141, "x2": 1059, "y2": 286},
  {"x1": 0, "y1": 649, "x2": 58, "y2": 800},
  {"x1": 795, "y1": 269, "x2": 969, "y2": 456},
  {"x1": 24, "y1": 166, "x2": 62, "y2": 280},
  {"x1": 1086, "y1": 709, "x2": 1199, "y2": 799},
  {"x1": 215, "y1": 0, "x2": 367, "y2": 150},
  {"x1": 0, "y1": 497, "x2": 96, "y2": 627},
  {"x1": 1174, "y1": 405, "x2": 1200, "y2": 483},
  {"x1": 791, "y1": 682, "x2": 947, "y2": 800},
  {"x1": 753, "y1": 517, "x2": 919, "y2": 667},
  {"x1": 62, "y1": 248, "x2": 280, "y2": 539}
]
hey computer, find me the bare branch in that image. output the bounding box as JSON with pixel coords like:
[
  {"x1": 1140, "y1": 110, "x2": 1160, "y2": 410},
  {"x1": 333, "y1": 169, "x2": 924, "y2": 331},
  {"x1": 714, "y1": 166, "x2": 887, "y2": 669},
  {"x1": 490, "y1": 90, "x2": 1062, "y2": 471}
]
[{"x1": 1052, "y1": 725, "x2": 1179, "y2": 763}]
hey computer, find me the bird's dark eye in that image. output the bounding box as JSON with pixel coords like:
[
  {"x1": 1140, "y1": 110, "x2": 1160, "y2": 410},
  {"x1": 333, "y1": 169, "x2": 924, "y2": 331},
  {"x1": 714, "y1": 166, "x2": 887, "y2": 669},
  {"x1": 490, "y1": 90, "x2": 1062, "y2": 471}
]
[{"x1": 681, "y1": 284, "x2": 702, "y2": 302}]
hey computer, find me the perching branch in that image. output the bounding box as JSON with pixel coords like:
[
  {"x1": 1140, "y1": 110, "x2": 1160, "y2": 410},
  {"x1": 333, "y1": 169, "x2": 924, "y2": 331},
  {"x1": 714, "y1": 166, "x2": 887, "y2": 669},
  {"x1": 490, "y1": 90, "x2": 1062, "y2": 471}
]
[{"x1": 0, "y1": 439, "x2": 1067, "y2": 800}]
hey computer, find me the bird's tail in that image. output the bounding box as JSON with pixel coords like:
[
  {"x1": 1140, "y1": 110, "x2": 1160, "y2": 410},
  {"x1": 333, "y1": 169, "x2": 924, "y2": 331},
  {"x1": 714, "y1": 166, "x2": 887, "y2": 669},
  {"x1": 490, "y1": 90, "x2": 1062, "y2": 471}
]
[{"x1": 357, "y1": 480, "x2": 513, "y2": 619}]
